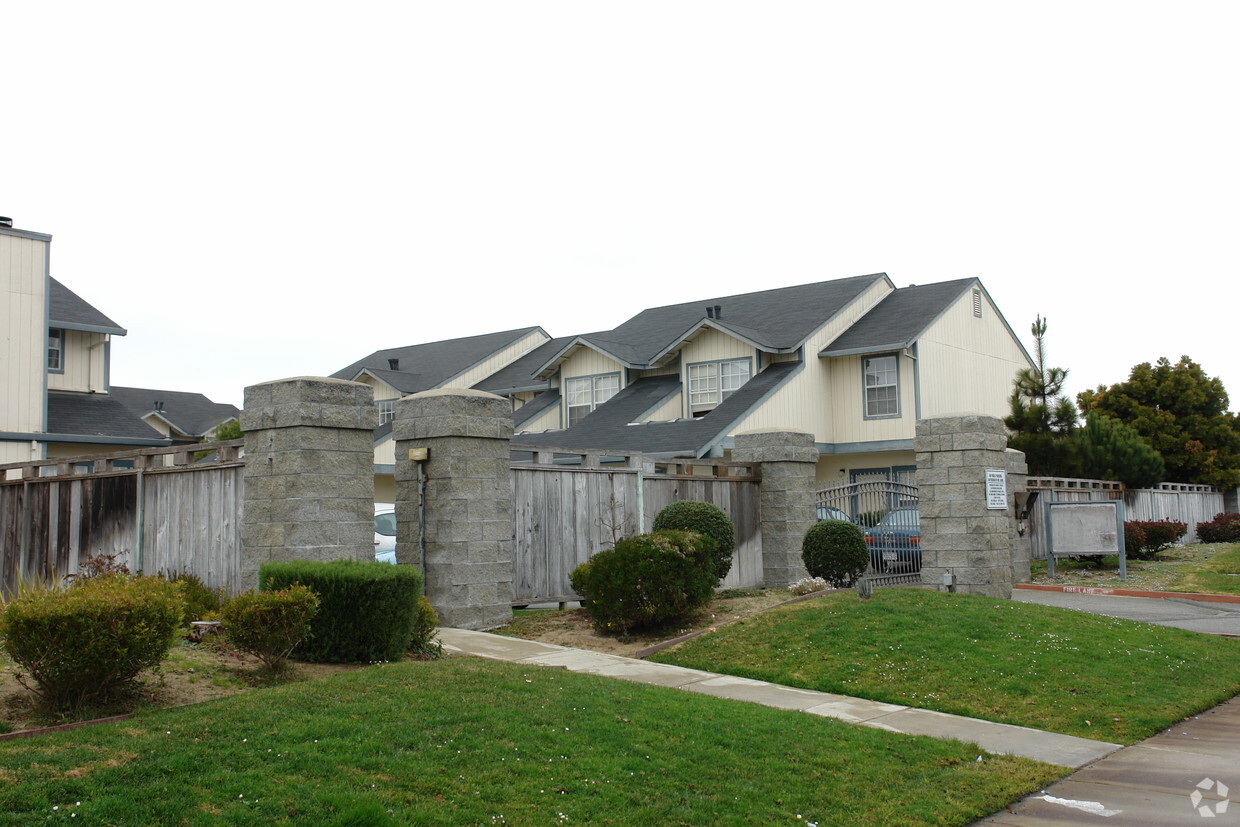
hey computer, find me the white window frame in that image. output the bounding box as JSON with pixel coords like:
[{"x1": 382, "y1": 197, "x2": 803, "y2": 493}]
[
  {"x1": 565, "y1": 372, "x2": 620, "y2": 427},
  {"x1": 376, "y1": 398, "x2": 397, "y2": 425},
  {"x1": 687, "y1": 357, "x2": 751, "y2": 415},
  {"x1": 48, "y1": 328, "x2": 64, "y2": 373},
  {"x1": 863, "y1": 353, "x2": 900, "y2": 419}
]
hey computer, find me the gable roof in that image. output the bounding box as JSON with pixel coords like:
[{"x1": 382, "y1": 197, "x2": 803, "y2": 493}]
[
  {"x1": 535, "y1": 273, "x2": 889, "y2": 376},
  {"x1": 818, "y1": 278, "x2": 987, "y2": 357},
  {"x1": 46, "y1": 391, "x2": 169, "y2": 443},
  {"x1": 109, "y1": 386, "x2": 241, "y2": 438},
  {"x1": 513, "y1": 360, "x2": 801, "y2": 457},
  {"x1": 332, "y1": 327, "x2": 546, "y2": 396},
  {"x1": 49, "y1": 278, "x2": 126, "y2": 335},
  {"x1": 473, "y1": 335, "x2": 576, "y2": 396}
]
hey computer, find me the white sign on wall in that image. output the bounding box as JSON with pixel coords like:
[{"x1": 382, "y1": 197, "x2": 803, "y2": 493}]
[{"x1": 985, "y1": 469, "x2": 1007, "y2": 510}]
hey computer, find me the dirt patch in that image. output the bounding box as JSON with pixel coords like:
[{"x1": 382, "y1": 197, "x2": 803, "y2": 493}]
[
  {"x1": 492, "y1": 588, "x2": 803, "y2": 658},
  {"x1": 1029, "y1": 543, "x2": 1227, "y2": 592},
  {"x1": 0, "y1": 635, "x2": 361, "y2": 737}
]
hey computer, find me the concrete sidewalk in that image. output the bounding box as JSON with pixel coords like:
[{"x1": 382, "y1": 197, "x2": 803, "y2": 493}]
[{"x1": 437, "y1": 627, "x2": 1120, "y2": 769}]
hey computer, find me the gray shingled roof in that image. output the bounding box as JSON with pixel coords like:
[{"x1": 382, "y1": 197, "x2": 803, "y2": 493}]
[
  {"x1": 109, "y1": 386, "x2": 241, "y2": 438},
  {"x1": 47, "y1": 392, "x2": 169, "y2": 441},
  {"x1": 512, "y1": 361, "x2": 800, "y2": 456},
  {"x1": 473, "y1": 336, "x2": 575, "y2": 395},
  {"x1": 818, "y1": 279, "x2": 976, "y2": 357},
  {"x1": 513, "y1": 388, "x2": 560, "y2": 428},
  {"x1": 538, "y1": 274, "x2": 889, "y2": 374},
  {"x1": 332, "y1": 327, "x2": 546, "y2": 395},
  {"x1": 49, "y1": 278, "x2": 126, "y2": 335}
]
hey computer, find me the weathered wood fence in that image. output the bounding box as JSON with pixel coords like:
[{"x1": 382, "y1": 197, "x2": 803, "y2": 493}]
[
  {"x1": 511, "y1": 448, "x2": 762, "y2": 604},
  {"x1": 1026, "y1": 477, "x2": 1224, "y2": 559},
  {"x1": 0, "y1": 441, "x2": 244, "y2": 596}
]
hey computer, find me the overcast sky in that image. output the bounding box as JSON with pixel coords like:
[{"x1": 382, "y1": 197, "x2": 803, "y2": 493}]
[{"x1": 5, "y1": 2, "x2": 1237, "y2": 411}]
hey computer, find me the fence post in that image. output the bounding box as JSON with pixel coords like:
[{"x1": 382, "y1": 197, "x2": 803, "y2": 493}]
[
  {"x1": 239, "y1": 377, "x2": 376, "y2": 589},
  {"x1": 731, "y1": 429, "x2": 818, "y2": 588},
  {"x1": 393, "y1": 388, "x2": 514, "y2": 630},
  {"x1": 915, "y1": 415, "x2": 1023, "y2": 598}
]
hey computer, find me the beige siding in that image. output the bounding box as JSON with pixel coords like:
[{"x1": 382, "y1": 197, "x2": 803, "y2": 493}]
[
  {"x1": 47, "y1": 330, "x2": 108, "y2": 393},
  {"x1": 826, "y1": 352, "x2": 918, "y2": 444},
  {"x1": 917, "y1": 290, "x2": 1032, "y2": 419},
  {"x1": 449, "y1": 329, "x2": 550, "y2": 389},
  {"x1": 645, "y1": 393, "x2": 683, "y2": 422},
  {"x1": 355, "y1": 374, "x2": 400, "y2": 402},
  {"x1": 518, "y1": 403, "x2": 562, "y2": 433},
  {"x1": 730, "y1": 277, "x2": 894, "y2": 441},
  {"x1": 559, "y1": 346, "x2": 624, "y2": 384},
  {"x1": 679, "y1": 327, "x2": 757, "y2": 366},
  {"x1": 813, "y1": 451, "x2": 917, "y2": 487},
  {"x1": 1, "y1": 234, "x2": 47, "y2": 442},
  {"x1": 374, "y1": 438, "x2": 395, "y2": 466}
]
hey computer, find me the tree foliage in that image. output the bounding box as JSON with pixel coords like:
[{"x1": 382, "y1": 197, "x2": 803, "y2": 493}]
[
  {"x1": 1077, "y1": 356, "x2": 1240, "y2": 489},
  {"x1": 1075, "y1": 413, "x2": 1165, "y2": 489},
  {"x1": 1005, "y1": 315, "x2": 1080, "y2": 476}
]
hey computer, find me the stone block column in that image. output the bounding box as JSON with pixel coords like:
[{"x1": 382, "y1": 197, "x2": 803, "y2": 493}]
[
  {"x1": 1006, "y1": 447, "x2": 1032, "y2": 585},
  {"x1": 915, "y1": 415, "x2": 1022, "y2": 598},
  {"x1": 240, "y1": 377, "x2": 376, "y2": 588},
  {"x1": 731, "y1": 429, "x2": 819, "y2": 588},
  {"x1": 393, "y1": 389, "x2": 514, "y2": 630}
]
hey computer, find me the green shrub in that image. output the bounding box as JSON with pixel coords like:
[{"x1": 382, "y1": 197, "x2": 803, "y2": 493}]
[
  {"x1": 570, "y1": 530, "x2": 717, "y2": 634},
  {"x1": 259, "y1": 560, "x2": 423, "y2": 663},
  {"x1": 164, "y1": 572, "x2": 224, "y2": 623},
  {"x1": 409, "y1": 596, "x2": 442, "y2": 658},
  {"x1": 0, "y1": 576, "x2": 183, "y2": 711},
  {"x1": 652, "y1": 500, "x2": 736, "y2": 582},
  {"x1": 1123, "y1": 524, "x2": 1147, "y2": 558},
  {"x1": 1197, "y1": 513, "x2": 1240, "y2": 544},
  {"x1": 220, "y1": 585, "x2": 320, "y2": 671},
  {"x1": 801, "y1": 520, "x2": 869, "y2": 587}
]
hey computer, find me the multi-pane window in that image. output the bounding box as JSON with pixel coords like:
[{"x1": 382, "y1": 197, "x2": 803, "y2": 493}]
[
  {"x1": 863, "y1": 354, "x2": 899, "y2": 418},
  {"x1": 565, "y1": 373, "x2": 620, "y2": 427},
  {"x1": 688, "y1": 358, "x2": 751, "y2": 415},
  {"x1": 48, "y1": 328, "x2": 63, "y2": 371},
  {"x1": 376, "y1": 398, "x2": 397, "y2": 425}
]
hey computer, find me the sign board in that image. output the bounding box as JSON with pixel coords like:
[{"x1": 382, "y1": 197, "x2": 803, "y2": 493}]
[
  {"x1": 985, "y1": 469, "x2": 1007, "y2": 510},
  {"x1": 1044, "y1": 499, "x2": 1127, "y2": 578}
]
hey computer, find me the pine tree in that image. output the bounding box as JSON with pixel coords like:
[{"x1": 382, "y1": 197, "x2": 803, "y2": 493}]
[
  {"x1": 1005, "y1": 315, "x2": 1080, "y2": 476},
  {"x1": 1074, "y1": 412, "x2": 1165, "y2": 488}
]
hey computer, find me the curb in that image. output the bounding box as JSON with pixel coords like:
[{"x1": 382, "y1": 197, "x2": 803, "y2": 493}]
[
  {"x1": 0, "y1": 713, "x2": 133, "y2": 743},
  {"x1": 1016, "y1": 583, "x2": 1240, "y2": 605}
]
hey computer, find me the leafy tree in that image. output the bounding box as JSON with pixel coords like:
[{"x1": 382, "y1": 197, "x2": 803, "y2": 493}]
[
  {"x1": 210, "y1": 420, "x2": 243, "y2": 441},
  {"x1": 1073, "y1": 413, "x2": 1165, "y2": 488},
  {"x1": 1078, "y1": 356, "x2": 1240, "y2": 489},
  {"x1": 1005, "y1": 315, "x2": 1080, "y2": 476}
]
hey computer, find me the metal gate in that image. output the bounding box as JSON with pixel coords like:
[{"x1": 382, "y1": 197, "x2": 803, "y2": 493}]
[{"x1": 815, "y1": 479, "x2": 920, "y2": 586}]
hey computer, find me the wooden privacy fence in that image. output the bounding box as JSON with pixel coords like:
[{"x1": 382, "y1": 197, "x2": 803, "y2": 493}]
[
  {"x1": 0, "y1": 440, "x2": 244, "y2": 596},
  {"x1": 511, "y1": 448, "x2": 762, "y2": 605},
  {"x1": 1026, "y1": 477, "x2": 1223, "y2": 560}
]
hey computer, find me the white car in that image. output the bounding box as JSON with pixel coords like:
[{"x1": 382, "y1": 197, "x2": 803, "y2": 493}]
[{"x1": 374, "y1": 503, "x2": 396, "y2": 564}]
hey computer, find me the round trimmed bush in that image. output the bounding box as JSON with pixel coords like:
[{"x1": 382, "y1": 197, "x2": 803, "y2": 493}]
[
  {"x1": 0, "y1": 575, "x2": 184, "y2": 711},
  {"x1": 570, "y1": 530, "x2": 717, "y2": 634},
  {"x1": 801, "y1": 520, "x2": 869, "y2": 587},
  {"x1": 220, "y1": 585, "x2": 320, "y2": 671},
  {"x1": 652, "y1": 500, "x2": 735, "y2": 582}
]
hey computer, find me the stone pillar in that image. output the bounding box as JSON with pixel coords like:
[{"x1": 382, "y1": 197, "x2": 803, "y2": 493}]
[
  {"x1": 1006, "y1": 447, "x2": 1032, "y2": 584},
  {"x1": 731, "y1": 429, "x2": 819, "y2": 588},
  {"x1": 393, "y1": 388, "x2": 514, "y2": 630},
  {"x1": 240, "y1": 377, "x2": 376, "y2": 588},
  {"x1": 915, "y1": 415, "x2": 1018, "y2": 598}
]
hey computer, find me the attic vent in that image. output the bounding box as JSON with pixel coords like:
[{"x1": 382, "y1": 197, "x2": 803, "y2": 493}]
[
  {"x1": 705, "y1": 306, "x2": 714, "y2": 319},
  {"x1": 714, "y1": 304, "x2": 722, "y2": 319},
  {"x1": 388, "y1": 358, "x2": 400, "y2": 370},
  {"x1": 972, "y1": 288, "x2": 982, "y2": 318},
  {"x1": 0, "y1": 217, "x2": 12, "y2": 229},
  {"x1": 154, "y1": 401, "x2": 164, "y2": 412}
]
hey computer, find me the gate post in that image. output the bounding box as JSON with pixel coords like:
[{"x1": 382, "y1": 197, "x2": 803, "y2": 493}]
[
  {"x1": 732, "y1": 429, "x2": 818, "y2": 588},
  {"x1": 239, "y1": 377, "x2": 376, "y2": 589},
  {"x1": 393, "y1": 388, "x2": 514, "y2": 630},
  {"x1": 916, "y1": 415, "x2": 1024, "y2": 598}
]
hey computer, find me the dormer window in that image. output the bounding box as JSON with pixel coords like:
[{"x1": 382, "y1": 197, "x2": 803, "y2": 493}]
[
  {"x1": 688, "y1": 358, "x2": 751, "y2": 416},
  {"x1": 565, "y1": 373, "x2": 620, "y2": 427},
  {"x1": 48, "y1": 328, "x2": 64, "y2": 372},
  {"x1": 376, "y1": 398, "x2": 397, "y2": 425}
]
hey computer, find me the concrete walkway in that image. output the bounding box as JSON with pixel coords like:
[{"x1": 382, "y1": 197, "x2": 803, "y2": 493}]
[{"x1": 437, "y1": 627, "x2": 1121, "y2": 769}]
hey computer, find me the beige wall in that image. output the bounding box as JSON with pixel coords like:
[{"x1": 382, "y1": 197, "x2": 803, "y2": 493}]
[
  {"x1": 1, "y1": 232, "x2": 48, "y2": 443},
  {"x1": 449, "y1": 329, "x2": 550, "y2": 389},
  {"x1": 518, "y1": 402, "x2": 562, "y2": 433},
  {"x1": 559, "y1": 346, "x2": 624, "y2": 386},
  {"x1": 47, "y1": 329, "x2": 108, "y2": 393},
  {"x1": 813, "y1": 450, "x2": 917, "y2": 487},
  {"x1": 917, "y1": 289, "x2": 1032, "y2": 419},
  {"x1": 826, "y1": 352, "x2": 918, "y2": 444}
]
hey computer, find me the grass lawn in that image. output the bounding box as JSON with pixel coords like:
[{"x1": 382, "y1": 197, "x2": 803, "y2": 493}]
[
  {"x1": 1031, "y1": 541, "x2": 1240, "y2": 595},
  {"x1": 0, "y1": 658, "x2": 1062, "y2": 826},
  {"x1": 649, "y1": 588, "x2": 1240, "y2": 744}
]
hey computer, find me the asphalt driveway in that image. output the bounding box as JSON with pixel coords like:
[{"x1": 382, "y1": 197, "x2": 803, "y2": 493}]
[{"x1": 1013, "y1": 588, "x2": 1240, "y2": 637}]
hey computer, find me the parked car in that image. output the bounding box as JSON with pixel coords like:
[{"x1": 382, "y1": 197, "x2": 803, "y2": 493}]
[
  {"x1": 816, "y1": 505, "x2": 853, "y2": 523},
  {"x1": 375, "y1": 503, "x2": 396, "y2": 564},
  {"x1": 863, "y1": 507, "x2": 920, "y2": 572}
]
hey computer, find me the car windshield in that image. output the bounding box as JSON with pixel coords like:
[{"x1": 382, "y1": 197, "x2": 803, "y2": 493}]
[
  {"x1": 878, "y1": 509, "x2": 919, "y2": 530},
  {"x1": 374, "y1": 512, "x2": 396, "y2": 536}
]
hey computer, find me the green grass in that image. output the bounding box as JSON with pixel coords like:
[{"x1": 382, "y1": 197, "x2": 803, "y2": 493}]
[
  {"x1": 1167, "y1": 544, "x2": 1240, "y2": 595},
  {"x1": 649, "y1": 588, "x2": 1240, "y2": 744},
  {"x1": 0, "y1": 658, "x2": 1062, "y2": 826},
  {"x1": 1031, "y1": 541, "x2": 1240, "y2": 594}
]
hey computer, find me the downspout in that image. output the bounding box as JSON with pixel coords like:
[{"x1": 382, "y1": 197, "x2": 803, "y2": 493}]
[
  {"x1": 906, "y1": 343, "x2": 921, "y2": 421},
  {"x1": 134, "y1": 467, "x2": 145, "y2": 574}
]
